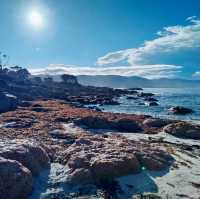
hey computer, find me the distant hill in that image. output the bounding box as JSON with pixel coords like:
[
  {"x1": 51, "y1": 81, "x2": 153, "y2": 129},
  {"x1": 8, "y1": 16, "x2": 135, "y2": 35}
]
[
  {"x1": 32, "y1": 71, "x2": 200, "y2": 88},
  {"x1": 77, "y1": 75, "x2": 200, "y2": 88}
]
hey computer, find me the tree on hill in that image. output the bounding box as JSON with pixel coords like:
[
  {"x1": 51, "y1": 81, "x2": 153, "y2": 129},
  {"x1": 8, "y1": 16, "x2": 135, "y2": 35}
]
[
  {"x1": 0, "y1": 52, "x2": 9, "y2": 70},
  {"x1": 7, "y1": 65, "x2": 30, "y2": 81},
  {"x1": 13, "y1": 66, "x2": 30, "y2": 80}
]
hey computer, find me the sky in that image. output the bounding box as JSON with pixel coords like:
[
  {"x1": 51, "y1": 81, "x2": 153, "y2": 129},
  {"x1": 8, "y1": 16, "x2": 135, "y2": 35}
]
[{"x1": 0, "y1": 0, "x2": 200, "y2": 79}]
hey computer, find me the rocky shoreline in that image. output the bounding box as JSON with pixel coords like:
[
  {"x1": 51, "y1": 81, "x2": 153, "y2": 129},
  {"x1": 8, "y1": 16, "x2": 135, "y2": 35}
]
[
  {"x1": 0, "y1": 99, "x2": 200, "y2": 199},
  {"x1": 0, "y1": 68, "x2": 200, "y2": 199}
]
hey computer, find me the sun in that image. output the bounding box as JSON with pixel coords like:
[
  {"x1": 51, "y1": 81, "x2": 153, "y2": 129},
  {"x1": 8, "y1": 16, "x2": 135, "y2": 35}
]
[{"x1": 28, "y1": 10, "x2": 44, "y2": 29}]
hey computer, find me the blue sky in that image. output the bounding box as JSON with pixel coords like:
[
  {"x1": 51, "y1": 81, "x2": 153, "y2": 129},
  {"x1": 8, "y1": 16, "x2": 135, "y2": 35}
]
[{"x1": 0, "y1": 0, "x2": 200, "y2": 79}]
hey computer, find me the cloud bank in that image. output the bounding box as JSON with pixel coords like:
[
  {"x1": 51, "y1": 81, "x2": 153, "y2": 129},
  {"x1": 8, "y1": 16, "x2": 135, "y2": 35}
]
[
  {"x1": 31, "y1": 64, "x2": 182, "y2": 79},
  {"x1": 97, "y1": 16, "x2": 200, "y2": 66}
]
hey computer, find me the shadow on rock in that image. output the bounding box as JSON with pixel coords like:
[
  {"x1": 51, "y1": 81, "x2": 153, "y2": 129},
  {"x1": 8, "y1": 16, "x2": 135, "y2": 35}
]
[{"x1": 28, "y1": 169, "x2": 50, "y2": 199}]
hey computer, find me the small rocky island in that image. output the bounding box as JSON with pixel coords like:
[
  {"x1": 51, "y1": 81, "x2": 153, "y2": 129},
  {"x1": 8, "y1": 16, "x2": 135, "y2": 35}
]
[{"x1": 0, "y1": 67, "x2": 200, "y2": 199}]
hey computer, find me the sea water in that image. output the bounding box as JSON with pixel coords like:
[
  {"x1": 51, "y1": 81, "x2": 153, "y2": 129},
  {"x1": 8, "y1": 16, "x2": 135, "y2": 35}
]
[{"x1": 102, "y1": 88, "x2": 200, "y2": 122}]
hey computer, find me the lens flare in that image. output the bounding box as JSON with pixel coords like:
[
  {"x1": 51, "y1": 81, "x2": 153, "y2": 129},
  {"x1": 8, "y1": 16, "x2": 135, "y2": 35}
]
[{"x1": 28, "y1": 10, "x2": 43, "y2": 29}]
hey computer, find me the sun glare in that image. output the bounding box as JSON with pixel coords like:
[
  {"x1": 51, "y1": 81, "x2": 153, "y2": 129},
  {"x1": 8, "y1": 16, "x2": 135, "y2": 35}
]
[{"x1": 28, "y1": 10, "x2": 44, "y2": 29}]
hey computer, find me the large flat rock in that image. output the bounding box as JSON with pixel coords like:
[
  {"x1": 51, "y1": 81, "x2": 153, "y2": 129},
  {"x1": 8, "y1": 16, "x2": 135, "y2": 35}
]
[{"x1": 63, "y1": 134, "x2": 174, "y2": 184}]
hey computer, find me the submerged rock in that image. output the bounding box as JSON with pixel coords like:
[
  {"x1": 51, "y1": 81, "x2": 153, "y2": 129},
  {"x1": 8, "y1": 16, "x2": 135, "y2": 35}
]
[
  {"x1": 168, "y1": 106, "x2": 193, "y2": 114},
  {"x1": 126, "y1": 96, "x2": 138, "y2": 100},
  {"x1": 0, "y1": 139, "x2": 50, "y2": 175},
  {"x1": 102, "y1": 100, "x2": 120, "y2": 105},
  {"x1": 146, "y1": 101, "x2": 159, "y2": 106},
  {"x1": 144, "y1": 97, "x2": 158, "y2": 102},
  {"x1": 0, "y1": 157, "x2": 33, "y2": 199},
  {"x1": 163, "y1": 122, "x2": 200, "y2": 139},
  {"x1": 138, "y1": 92, "x2": 154, "y2": 97}
]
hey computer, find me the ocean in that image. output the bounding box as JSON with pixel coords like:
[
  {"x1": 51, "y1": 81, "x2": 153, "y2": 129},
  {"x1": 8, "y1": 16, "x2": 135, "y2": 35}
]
[{"x1": 102, "y1": 88, "x2": 200, "y2": 122}]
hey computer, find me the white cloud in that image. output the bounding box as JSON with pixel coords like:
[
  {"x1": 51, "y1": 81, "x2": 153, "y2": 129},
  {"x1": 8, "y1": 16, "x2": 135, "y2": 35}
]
[
  {"x1": 30, "y1": 64, "x2": 182, "y2": 79},
  {"x1": 97, "y1": 17, "x2": 200, "y2": 66},
  {"x1": 193, "y1": 71, "x2": 200, "y2": 77},
  {"x1": 31, "y1": 17, "x2": 200, "y2": 79},
  {"x1": 186, "y1": 16, "x2": 197, "y2": 22}
]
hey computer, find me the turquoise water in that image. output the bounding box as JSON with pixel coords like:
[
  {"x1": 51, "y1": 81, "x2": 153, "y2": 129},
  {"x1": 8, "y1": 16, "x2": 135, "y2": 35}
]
[{"x1": 102, "y1": 88, "x2": 200, "y2": 122}]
